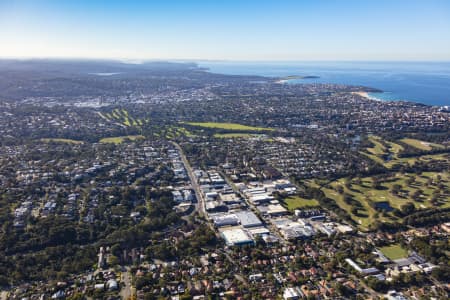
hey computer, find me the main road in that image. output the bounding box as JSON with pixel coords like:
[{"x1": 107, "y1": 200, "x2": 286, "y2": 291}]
[{"x1": 171, "y1": 141, "x2": 206, "y2": 217}]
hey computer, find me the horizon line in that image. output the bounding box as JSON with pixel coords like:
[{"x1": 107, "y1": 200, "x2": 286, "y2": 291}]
[{"x1": 1, "y1": 56, "x2": 450, "y2": 64}]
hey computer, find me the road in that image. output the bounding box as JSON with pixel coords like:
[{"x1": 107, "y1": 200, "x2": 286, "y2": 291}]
[
  {"x1": 218, "y1": 170, "x2": 287, "y2": 244},
  {"x1": 217, "y1": 249, "x2": 248, "y2": 287},
  {"x1": 120, "y1": 266, "x2": 133, "y2": 300},
  {"x1": 349, "y1": 274, "x2": 379, "y2": 298},
  {"x1": 171, "y1": 141, "x2": 205, "y2": 217},
  {"x1": 1, "y1": 291, "x2": 9, "y2": 300}
]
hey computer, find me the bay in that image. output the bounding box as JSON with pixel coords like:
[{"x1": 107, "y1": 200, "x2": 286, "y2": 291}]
[{"x1": 198, "y1": 61, "x2": 450, "y2": 106}]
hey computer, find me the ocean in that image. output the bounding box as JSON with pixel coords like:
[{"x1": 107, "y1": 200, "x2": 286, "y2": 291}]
[{"x1": 198, "y1": 61, "x2": 450, "y2": 106}]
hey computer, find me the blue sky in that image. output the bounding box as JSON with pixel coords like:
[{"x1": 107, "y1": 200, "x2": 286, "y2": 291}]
[{"x1": 0, "y1": 0, "x2": 449, "y2": 61}]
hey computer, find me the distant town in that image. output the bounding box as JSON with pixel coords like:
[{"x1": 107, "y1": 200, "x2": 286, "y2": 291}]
[{"x1": 0, "y1": 60, "x2": 449, "y2": 300}]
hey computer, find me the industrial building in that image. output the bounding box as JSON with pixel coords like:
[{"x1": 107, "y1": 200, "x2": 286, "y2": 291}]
[
  {"x1": 211, "y1": 213, "x2": 239, "y2": 227},
  {"x1": 221, "y1": 228, "x2": 254, "y2": 246},
  {"x1": 234, "y1": 210, "x2": 263, "y2": 228}
]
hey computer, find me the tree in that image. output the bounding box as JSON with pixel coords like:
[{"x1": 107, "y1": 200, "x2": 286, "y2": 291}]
[
  {"x1": 412, "y1": 190, "x2": 422, "y2": 201},
  {"x1": 401, "y1": 202, "x2": 415, "y2": 215},
  {"x1": 390, "y1": 184, "x2": 402, "y2": 196},
  {"x1": 431, "y1": 266, "x2": 450, "y2": 282},
  {"x1": 366, "y1": 277, "x2": 388, "y2": 292},
  {"x1": 108, "y1": 255, "x2": 119, "y2": 266},
  {"x1": 405, "y1": 176, "x2": 414, "y2": 186},
  {"x1": 0, "y1": 275, "x2": 9, "y2": 287}
]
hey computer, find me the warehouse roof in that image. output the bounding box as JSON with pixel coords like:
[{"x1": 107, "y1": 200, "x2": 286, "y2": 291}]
[
  {"x1": 234, "y1": 210, "x2": 263, "y2": 228},
  {"x1": 221, "y1": 228, "x2": 254, "y2": 246}
]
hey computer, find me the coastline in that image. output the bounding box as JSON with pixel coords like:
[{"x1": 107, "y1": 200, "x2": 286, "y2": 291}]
[
  {"x1": 199, "y1": 62, "x2": 450, "y2": 106},
  {"x1": 275, "y1": 79, "x2": 288, "y2": 84},
  {"x1": 352, "y1": 91, "x2": 383, "y2": 102},
  {"x1": 274, "y1": 75, "x2": 320, "y2": 84}
]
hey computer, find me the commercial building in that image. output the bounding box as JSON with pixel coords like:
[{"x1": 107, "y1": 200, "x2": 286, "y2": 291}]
[
  {"x1": 234, "y1": 210, "x2": 263, "y2": 228},
  {"x1": 212, "y1": 214, "x2": 239, "y2": 227},
  {"x1": 221, "y1": 228, "x2": 254, "y2": 246}
]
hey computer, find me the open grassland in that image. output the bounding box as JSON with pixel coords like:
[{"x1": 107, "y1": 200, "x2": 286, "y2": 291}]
[
  {"x1": 400, "y1": 138, "x2": 445, "y2": 151},
  {"x1": 318, "y1": 171, "x2": 450, "y2": 230},
  {"x1": 184, "y1": 122, "x2": 274, "y2": 131},
  {"x1": 380, "y1": 244, "x2": 408, "y2": 260},
  {"x1": 99, "y1": 135, "x2": 145, "y2": 144},
  {"x1": 282, "y1": 196, "x2": 320, "y2": 211},
  {"x1": 41, "y1": 138, "x2": 83, "y2": 144}
]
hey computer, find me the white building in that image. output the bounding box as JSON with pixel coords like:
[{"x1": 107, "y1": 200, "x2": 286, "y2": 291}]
[
  {"x1": 221, "y1": 228, "x2": 254, "y2": 246},
  {"x1": 283, "y1": 287, "x2": 303, "y2": 300}
]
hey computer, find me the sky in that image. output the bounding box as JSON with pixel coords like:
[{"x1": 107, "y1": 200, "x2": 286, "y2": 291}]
[{"x1": 0, "y1": 0, "x2": 450, "y2": 61}]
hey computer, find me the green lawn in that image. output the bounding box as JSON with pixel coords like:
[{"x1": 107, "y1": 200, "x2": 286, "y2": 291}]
[
  {"x1": 380, "y1": 244, "x2": 408, "y2": 260},
  {"x1": 184, "y1": 122, "x2": 274, "y2": 131},
  {"x1": 283, "y1": 196, "x2": 320, "y2": 210},
  {"x1": 99, "y1": 135, "x2": 145, "y2": 144},
  {"x1": 41, "y1": 138, "x2": 83, "y2": 144}
]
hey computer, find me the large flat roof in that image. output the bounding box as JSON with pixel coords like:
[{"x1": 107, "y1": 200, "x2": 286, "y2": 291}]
[
  {"x1": 235, "y1": 210, "x2": 263, "y2": 227},
  {"x1": 221, "y1": 228, "x2": 254, "y2": 246}
]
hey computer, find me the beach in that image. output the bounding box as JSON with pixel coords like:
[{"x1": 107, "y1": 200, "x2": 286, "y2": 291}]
[
  {"x1": 352, "y1": 91, "x2": 382, "y2": 101},
  {"x1": 275, "y1": 79, "x2": 288, "y2": 84},
  {"x1": 353, "y1": 91, "x2": 370, "y2": 98}
]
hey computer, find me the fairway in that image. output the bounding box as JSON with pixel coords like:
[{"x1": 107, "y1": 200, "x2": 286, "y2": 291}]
[
  {"x1": 99, "y1": 135, "x2": 145, "y2": 144},
  {"x1": 41, "y1": 138, "x2": 83, "y2": 144},
  {"x1": 400, "y1": 138, "x2": 444, "y2": 151},
  {"x1": 362, "y1": 136, "x2": 448, "y2": 168},
  {"x1": 380, "y1": 244, "x2": 408, "y2": 260},
  {"x1": 184, "y1": 122, "x2": 274, "y2": 131},
  {"x1": 282, "y1": 196, "x2": 320, "y2": 210},
  {"x1": 214, "y1": 133, "x2": 259, "y2": 138},
  {"x1": 318, "y1": 171, "x2": 450, "y2": 230},
  {"x1": 164, "y1": 126, "x2": 194, "y2": 139},
  {"x1": 99, "y1": 109, "x2": 146, "y2": 127},
  {"x1": 366, "y1": 136, "x2": 388, "y2": 155}
]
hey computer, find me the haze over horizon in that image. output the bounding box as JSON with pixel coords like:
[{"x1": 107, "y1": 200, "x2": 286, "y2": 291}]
[{"x1": 1, "y1": 0, "x2": 450, "y2": 61}]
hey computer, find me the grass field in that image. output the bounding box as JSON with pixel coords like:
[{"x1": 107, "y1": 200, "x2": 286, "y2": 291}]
[
  {"x1": 282, "y1": 196, "x2": 320, "y2": 210},
  {"x1": 99, "y1": 109, "x2": 147, "y2": 128},
  {"x1": 318, "y1": 171, "x2": 450, "y2": 230},
  {"x1": 400, "y1": 138, "x2": 444, "y2": 151},
  {"x1": 380, "y1": 244, "x2": 408, "y2": 260},
  {"x1": 99, "y1": 135, "x2": 145, "y2": 144},
  {"x1": 366, "y1": 136, "x2": 389, "y2": 155},
  {"x1": 214, "y1": 133, "x2": 261, "y2": 138},
  {"x1": 41, "y1": 138, "x2": 83, "y2": 144},
  {"x1": 184, "y1": 122, "x2": 274, "y2": 131},
  {"x1": 164, "y1": 126, "x2": 194, "y2": 139},
  {"x1": 309, "y1": 135, "x2": 450, "y2": 230},
  {"x1": 362, "y1": 136, "x2": 448, "y2": 168}
]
